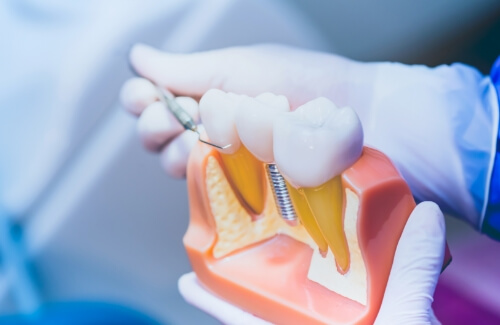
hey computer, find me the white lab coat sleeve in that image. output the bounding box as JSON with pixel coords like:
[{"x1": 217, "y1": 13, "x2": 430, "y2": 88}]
[{"x1": 362, "y1": 61, "x2": 498, "y2": 231}]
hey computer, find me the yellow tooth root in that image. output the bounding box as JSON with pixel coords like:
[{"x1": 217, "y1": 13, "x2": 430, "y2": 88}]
[
  {"x1": 302, "y1": 176, "x2": 350, "y2": 274},
  {"x1": 286, "y1": 182, "x2": 328, "y2": 255},
  {"x1": 219, "y1": 145, "x2": 267, "y2": 215}
]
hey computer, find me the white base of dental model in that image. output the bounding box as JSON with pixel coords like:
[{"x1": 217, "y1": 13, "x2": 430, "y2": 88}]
[{"x1": 179, "y1": 201, "x2": 446, "y2": 325}]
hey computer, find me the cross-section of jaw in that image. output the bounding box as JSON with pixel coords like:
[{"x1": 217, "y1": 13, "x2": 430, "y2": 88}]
[
  {"x1": 274, "y1": 97, "x2": 364, "y2": 273},
  {"x1": 199, "y1": 89, "x2": 267, "y2": 216}
]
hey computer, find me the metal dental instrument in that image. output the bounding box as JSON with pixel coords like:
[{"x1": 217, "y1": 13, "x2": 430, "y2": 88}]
[
  {"x1": 155, "y1": 86, "x2": 231, "y2": 150},
  {"x1": 266, "y1": 164, "x2": 298, "y2": 226}
]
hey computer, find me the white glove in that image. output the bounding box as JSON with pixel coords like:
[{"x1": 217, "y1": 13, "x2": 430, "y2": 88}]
[
  {"x1": 118, "y1": 46, "x2": 460, "y2": 323},
  {"x1": 120, "y1": 77, "x2": 202, "y2": 178},
  {"x1": 177, "y1": 202, "x2": 446, "y2": 325},
  {"x1": 120, "y1": 43, "x2": 498, "y2": 230}
]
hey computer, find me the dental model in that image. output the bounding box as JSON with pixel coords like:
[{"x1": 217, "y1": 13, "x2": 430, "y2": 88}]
[
  {"x1": 184, "y1": 92, "x2": 450, "y2": 324},
  {"x1": 274, "y1": 97, "x2": 363, "y2": 273},
  {"x1": 235, "y1": 93, "x2": 299, "y2": 225},
  {"x1": 199, "y1": 90, "x2": 267, "y2": 215}
]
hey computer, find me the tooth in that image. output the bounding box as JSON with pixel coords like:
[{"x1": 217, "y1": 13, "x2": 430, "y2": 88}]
[
  {"x1": 274, "y1": 97, "x2": 363, "y2": 273},
  {"x1": 199, "y1": 89, "x2": 267, "y2": 215},
  {"x1": 235, "y1": 93, "x2": 289, "y2": 163},
  {"x1": 236, "y1": 94, "x2": 301, "y2": 225},
  {"x1": 235, "y1": 93, "x2": 330, "y2": 251}
]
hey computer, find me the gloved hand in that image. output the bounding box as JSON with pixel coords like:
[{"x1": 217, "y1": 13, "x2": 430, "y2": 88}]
[
  {"x1": 177, "y1": 202, "x2": 446, "y2": 325},
  {"x1": 120, "y1": 43, "x2": 498, "y2": 231}
]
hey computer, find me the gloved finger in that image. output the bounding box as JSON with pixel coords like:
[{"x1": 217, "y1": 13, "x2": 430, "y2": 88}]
[
  {"x1": 178, "y1": 272, "x2": 272, "y2": 325},
  {"x1": 159, "y1": 127, "x2": 200, "y2": 178},
  {"x1": 129, "y1": 43, "x2": 359, "y2": 108},
  {"x1": 130, "y1": 43, "x2": 234, "y2": 96},
  {"x1": 375, "y1": 202, "x2": 445, "y2": 325},
  {"x1": 137, "y1": 97, "x2": 199, "y2": 152},
  {"x1": 120, "y1": 77, "x2": 158, "y2": 116}
]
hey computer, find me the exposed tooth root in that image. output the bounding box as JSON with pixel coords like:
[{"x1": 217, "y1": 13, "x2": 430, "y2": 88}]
[
  {"x1": 286, "y1": 182, "x2": 328, "y2": 255},
  {"x1": 219, "y1": 145, "x2": 267, "y2": 216},
  {"x1": 301, "y1": 176, "x2": 350, "y2": 273}
]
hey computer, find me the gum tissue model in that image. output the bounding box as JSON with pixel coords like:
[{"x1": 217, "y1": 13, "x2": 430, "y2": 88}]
[{"x1": 183, "y1": 90, "x2": 450, "y2": 325}]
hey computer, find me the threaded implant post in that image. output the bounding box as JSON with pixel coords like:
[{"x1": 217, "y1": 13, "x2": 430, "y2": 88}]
[{"x1": 266, "y1": 164, "x2": 298, "y2": 226}]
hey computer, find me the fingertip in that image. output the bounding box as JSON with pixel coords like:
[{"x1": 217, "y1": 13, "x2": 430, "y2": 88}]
[
  {"x1": 377, "y1": 201, "x2": 446, "y2": 323},
  {"x1": 130, "y1": 43, "x2": 159, "y2": 67},
  {"x1": 396, "y1": 202, "x2": 446, "y2": 270},
  {"x1": 159, "y1": 130, "x2": 198, "y2": 178},
  {"x1": 178, "y1": 272, "x2": 197, "y2": 300},
  {"x1": 415, "y1": 201, "x2": 441, "y2": 215},
  {"x1": 129, "y1": 43, "x2": 169, "y2": 82},
  {"x1": 408, "y1": 201, "x2": 445, "y2": 240},
  {"x1": 120, "y1": 77, "x2": 158, "y2": 116},
  {"x1": 137, "y1": 102, "x2": 183, "y2": 151}
]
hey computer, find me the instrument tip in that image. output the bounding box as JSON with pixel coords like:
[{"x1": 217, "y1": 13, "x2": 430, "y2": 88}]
[{"x1": 198, "y1": 136, "x2": 232, "y2": 150}]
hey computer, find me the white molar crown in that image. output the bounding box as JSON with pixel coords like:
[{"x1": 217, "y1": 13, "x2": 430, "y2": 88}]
[
  {"x1": 235, "y1": 93, "x2": 290, "y2": 163},
  {"x1": 199, "y1": 89, "x2": 243, "y2": 154},
  {"x1": 273, "y1": 97, "x2": 363, "y2": 188}
]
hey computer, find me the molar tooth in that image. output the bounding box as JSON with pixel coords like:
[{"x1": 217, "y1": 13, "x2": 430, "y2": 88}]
[
  {"x1": 274, "y1": 97, "x2": 363, "y2": 273},
  {"x1": 199, "y1": 90, "x2": 266, "y2": 215}
]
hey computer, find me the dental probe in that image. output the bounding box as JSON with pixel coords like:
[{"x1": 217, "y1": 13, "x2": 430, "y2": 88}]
[
  {"x1": 266, "y1": 164, "x2": 299, "y2": 226},
  {"x1": 155, "y1": 86, "x2": 231, "y2": 150}
]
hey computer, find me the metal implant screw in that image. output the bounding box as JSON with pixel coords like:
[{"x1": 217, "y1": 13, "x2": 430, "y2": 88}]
[{"x1": 266, "y1": 164, "x2": 298, "y2": 226}]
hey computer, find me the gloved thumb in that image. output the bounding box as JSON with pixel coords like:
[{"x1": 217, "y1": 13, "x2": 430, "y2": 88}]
[{"x1": 375, "y1": 201, "x2": 446, "y2": 325}]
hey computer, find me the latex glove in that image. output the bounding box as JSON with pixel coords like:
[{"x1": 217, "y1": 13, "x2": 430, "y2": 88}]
[
  {"x1": 120, "y1": 43, "x2": 499, "y2": 230},
  {"x1": 120, "y1": 78, "x2": 203, "y2": 178},
  {"x1": 178, "y1": 202, "x2": 446, "y2": 325}
]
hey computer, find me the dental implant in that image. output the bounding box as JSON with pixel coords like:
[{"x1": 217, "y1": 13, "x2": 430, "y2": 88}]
[{"x1": 266, "y1": 164, "x2": 298, "y2": 226}]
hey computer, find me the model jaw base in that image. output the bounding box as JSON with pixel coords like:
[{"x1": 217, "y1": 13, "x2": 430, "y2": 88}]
[{"x1": 185, "y1": 143, "x2": 418, "y2": 324}]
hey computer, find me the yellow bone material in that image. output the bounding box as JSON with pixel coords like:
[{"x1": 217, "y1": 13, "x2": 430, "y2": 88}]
[
  {"x1": 206, "y1": 156, "x2": 314, "y2": 258},
  {"x1": 219, "y1": 145, "x2": 267, "y2": 215},
  {"x1": 205, "y1": 155, "x2": 367, "y2": 304},
  {"x1": 301, "y1": 176, "x2": 350, "y2": 273},
  {"x1": 286, "y1": 182, "x2": 328, "y2": 255}
]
